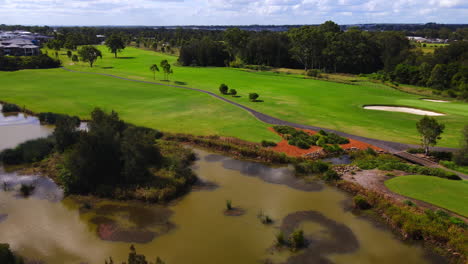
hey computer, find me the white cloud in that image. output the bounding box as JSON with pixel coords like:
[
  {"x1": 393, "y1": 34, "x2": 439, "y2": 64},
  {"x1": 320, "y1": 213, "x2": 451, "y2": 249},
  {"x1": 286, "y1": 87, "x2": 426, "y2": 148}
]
[{"x1": 0, "y1": 0, "x2": 466, "y2": 25}]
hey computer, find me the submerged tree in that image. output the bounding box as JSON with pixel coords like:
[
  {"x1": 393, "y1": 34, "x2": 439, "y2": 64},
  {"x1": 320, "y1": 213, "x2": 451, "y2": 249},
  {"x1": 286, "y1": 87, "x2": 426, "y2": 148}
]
[
  {"x1": 416, "y1": 116, "x2": 445, "y2": 155},
  {"x1": 105, "y1": 33, "x2": 126, "y2": 58},
  {"x1": 78, "y1": 45, "x2": 102, "y2": 67}
]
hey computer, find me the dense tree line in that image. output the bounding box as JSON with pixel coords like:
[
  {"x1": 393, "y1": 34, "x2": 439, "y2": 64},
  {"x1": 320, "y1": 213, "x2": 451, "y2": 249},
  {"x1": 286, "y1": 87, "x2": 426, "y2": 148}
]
[
  {"x1": 178, "y1": 37, "x2": 229, "y2": 66},
  {"x1": 0, "y1": 54, "x2": 61, "y2": 71},
  {"x1": 373, "y1": 41, "x2": 468, "y2": 100}
]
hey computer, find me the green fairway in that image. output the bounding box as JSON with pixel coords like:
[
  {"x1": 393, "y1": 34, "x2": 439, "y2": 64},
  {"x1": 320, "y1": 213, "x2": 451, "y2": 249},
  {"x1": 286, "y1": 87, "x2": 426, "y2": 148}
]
[
  {"x1": 3, "y1": 45, "x2": 467, "y2": 146},
  {"x1": 385, "y1": 175, "x2": 468, "y2": 217},
  {"x1": 0, "y1": 69, "x2": 278, "y2": 142}
]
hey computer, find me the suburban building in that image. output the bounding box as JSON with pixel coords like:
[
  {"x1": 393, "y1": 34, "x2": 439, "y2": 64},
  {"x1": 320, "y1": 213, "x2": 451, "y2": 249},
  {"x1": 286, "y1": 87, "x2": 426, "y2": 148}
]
[{"x1": 0, "y1": 38, "x2": 40, "y2": 56}]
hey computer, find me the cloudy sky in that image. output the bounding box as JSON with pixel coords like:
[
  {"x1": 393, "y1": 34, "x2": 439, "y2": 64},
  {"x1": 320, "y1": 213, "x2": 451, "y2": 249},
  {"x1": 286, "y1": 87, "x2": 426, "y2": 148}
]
[{"x1": 0, "y1": 0, "x2": 467, "y2": 26}]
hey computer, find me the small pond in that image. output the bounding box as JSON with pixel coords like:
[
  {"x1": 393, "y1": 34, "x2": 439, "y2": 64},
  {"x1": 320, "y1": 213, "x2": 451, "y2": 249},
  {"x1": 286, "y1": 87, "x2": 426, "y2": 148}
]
[{"x1": 363, "y1": 105, "x2": 445, "y2": 116}]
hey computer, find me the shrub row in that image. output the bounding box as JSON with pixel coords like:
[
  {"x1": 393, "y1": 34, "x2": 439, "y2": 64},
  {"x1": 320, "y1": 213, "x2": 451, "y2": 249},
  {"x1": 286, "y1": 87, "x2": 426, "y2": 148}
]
[
  {"x1": 352, "y1": 152, "x2": 461, "y2": 180},
  {"x1": 0, "y1": 54, "x2": 61, "y2": 71},
  {"x1": 164, "y1": 133, "x2": 293, "y2": 164},
  {"x1": 407, "y1": 148, "x2": 453, "y2": 161}
]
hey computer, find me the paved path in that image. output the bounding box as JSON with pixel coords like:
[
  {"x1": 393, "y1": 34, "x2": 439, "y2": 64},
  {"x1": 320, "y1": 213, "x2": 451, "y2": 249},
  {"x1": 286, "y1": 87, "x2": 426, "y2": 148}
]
[{"x1": 61, "y1": 67, "x2": 464, "y2": 176}]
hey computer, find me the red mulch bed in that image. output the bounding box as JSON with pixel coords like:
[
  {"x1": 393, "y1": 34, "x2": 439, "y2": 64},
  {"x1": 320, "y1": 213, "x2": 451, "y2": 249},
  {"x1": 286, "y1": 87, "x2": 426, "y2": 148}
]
[{"x1": 268, "y1": 127, "x2": 382, "y2": 158}]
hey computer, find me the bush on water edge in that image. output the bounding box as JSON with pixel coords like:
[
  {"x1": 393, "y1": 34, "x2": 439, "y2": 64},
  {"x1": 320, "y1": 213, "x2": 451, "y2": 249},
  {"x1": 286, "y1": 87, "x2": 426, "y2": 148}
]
[
  {"x1": 0, "y1": 243, "x2": 24, "y2": 264},
  {"x1": 1, "y1": 103, "x2": 21, "y2": 113},
  {"x1": 0, "y1": 137, "x2": 55, "y2": 165}
]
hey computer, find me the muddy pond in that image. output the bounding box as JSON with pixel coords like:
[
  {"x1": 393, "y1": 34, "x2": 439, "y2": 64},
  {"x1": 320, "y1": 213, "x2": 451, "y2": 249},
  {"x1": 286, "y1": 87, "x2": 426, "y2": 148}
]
[{"x1": 0, "y1": 110, "x2": 445, "y2": 264}]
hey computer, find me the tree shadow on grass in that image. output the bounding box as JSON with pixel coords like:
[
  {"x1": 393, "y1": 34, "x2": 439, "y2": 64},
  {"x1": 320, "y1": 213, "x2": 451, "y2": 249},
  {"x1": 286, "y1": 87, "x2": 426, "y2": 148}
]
[
  {"x1": 101, "y1": 67, "x2": 114, "y2": 69},
  {"x1": 232, "y1": 95, "x2": 242, "y2": 98},
  {"x1": 116, "y1": 57, "x2": 136, "y2": 59},
  {"x1": 174, "y1": 81, "x2": 187, "y2": 85},
  {"x1": 251, "y1": 100, "x2": 264, "y2": 102}
]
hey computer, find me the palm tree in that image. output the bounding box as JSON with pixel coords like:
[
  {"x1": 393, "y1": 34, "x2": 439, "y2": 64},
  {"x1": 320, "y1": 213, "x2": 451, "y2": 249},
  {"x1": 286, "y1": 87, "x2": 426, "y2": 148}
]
[{"x1": 150, "y1": 64, "x2": 159, "y2": 80}]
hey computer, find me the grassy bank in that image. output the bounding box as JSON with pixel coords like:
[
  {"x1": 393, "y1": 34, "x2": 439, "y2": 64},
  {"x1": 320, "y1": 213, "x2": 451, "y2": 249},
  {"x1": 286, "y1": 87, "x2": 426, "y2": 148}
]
[
  {"x1": 385, "y1": 175, "x2": 468, "y2": 217},
  {"x1": 35, "y1": 45, "x2": 468, "y2": 147}
]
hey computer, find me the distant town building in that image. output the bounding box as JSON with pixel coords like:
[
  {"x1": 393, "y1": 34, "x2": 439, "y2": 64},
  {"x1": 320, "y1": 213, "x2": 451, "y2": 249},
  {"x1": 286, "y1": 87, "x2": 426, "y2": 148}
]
[{"x1": 407, "y1": 36, "x2": 448, "y2": 44}]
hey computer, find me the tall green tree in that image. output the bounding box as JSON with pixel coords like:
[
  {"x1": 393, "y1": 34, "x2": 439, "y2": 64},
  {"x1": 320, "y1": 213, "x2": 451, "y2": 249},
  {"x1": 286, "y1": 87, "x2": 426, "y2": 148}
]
[
  {"x1": 288, "y1": 26, "x2": 325, "y2": 71},
  {"x1": 150, "y1": 64, "x2": 159, "y2": 80},
  {"x1": 105, "y1": 34, "x2": 126, "y2": 58},
  {"x1": 416, "y1": 116, "x2": 445, "y2": 155},
  {"x1": 53, "y1": 115, "x2": 80, "y2": 152},
  {"x1": 77, "y1": 45, "x2": 102, "y2": 67}
]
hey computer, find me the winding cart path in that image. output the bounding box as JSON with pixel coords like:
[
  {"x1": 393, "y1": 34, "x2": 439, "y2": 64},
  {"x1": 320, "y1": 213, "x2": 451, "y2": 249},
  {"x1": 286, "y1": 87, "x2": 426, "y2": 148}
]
[{"x1": 61, "y1": 67, "x2": 467, "y2": 179}]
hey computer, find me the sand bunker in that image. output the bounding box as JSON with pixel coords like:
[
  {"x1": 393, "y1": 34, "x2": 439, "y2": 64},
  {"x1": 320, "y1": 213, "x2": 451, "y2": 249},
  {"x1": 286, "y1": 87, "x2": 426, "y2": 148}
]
[
  {"x1": 422, "y1": 99, "x2": 449, "y2": 103},
  {"x1": 363, "y1": 106, "x2": 445, "y2": 116}
]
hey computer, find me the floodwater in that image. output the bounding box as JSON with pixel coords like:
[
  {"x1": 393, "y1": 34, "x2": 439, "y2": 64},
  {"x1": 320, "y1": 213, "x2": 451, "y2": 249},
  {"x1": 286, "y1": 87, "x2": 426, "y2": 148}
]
[
  {"x1": 0, "y1": 111, "x2": 445, "y2": 264},
  {"x1": 363, "y1": 105, "x2": 445, "y2": 116},
  {"x1": 0, "y1": 109, "x2": 53, "y2": 150}
]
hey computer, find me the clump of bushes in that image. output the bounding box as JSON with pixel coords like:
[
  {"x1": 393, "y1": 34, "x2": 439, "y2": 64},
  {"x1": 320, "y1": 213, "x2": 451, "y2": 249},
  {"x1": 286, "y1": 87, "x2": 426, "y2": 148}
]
[
  {"x1": 323, "y1": 169, "x2": 341, "y2": 181},
  {"x1": 261, "y1": 140, "x2": 277, "y2": 147},
  {"x1": 288, "y1": 229, "x2": 305, "y2": 250},
  {"x1": 294, "y1": 160, "x2": 329, "y2": 175},
  {"x1": 249, "y1": 93, "x2": 260, "y2": 102},
  {"x1": 258, "y1": 211, "x2": 273, "y2": 224},
  {"x1": 273, "y1": 126, "x2": 349, "y2": 150},
  {"x1": 1, "y1": 103, "x2": 21, "y2": 113},
  {"x1": 0, "y1": 137, "x2": 55, "y2": 165},
  {"x1": 219, "y1": 83, "x2": 229, "y2": 94}
]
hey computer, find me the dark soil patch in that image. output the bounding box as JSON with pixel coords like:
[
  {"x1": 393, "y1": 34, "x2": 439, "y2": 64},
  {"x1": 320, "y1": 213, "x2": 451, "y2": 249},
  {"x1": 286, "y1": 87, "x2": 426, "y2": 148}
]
[
  {"x1": 221, "y1": 158, "x2": 323, "y2": 192},
  {"x1": 277, "y1": 211, "x2": 359, "y2": 264},
  {"x1": 224, "y1": 207, "x2": 246, "y2": 216}
]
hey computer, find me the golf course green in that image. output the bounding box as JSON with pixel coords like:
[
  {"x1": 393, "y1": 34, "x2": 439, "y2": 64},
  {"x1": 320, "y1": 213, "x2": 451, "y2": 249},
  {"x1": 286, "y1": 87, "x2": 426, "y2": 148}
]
[
  {"x1": 385, "y1": 175, "x2": 468, "y2": 217},
  {"x1": 2, "y1": 45, "x2": 467, "y2": 146}
]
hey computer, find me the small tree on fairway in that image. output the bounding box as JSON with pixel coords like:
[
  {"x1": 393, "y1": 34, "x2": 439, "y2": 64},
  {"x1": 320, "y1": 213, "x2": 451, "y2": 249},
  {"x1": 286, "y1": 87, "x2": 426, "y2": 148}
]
[
  {"x1": 66, "y1": 50, "x2": 72, "y2": 58},
  {"x1": 229, "y1": 88, "x2": 237, "y2": 96},
  {"x1": 219, "y1": 84, "x2": 228, "y2": 94},
  {"x1": 71, "y1": 54, "x2": 79, "y2": 62},
  {"x1": 249, "y1": 93, "x2": 259, "y2": 102},
  {"x1": 160, "y1": 60, "x2": 173, "y2": 80},
  {"x1": 78, "y1": 45, "x2": 102, "y2": 67},
  {"x1": 150, "y1": 64, "x2": 159, "y2": 80},
  {"x1": 105, "y1": 34, "x2": 126, "y2": 58},
  {"x1": 416, "y1": 116, "x2": 445, "y2": 155}
]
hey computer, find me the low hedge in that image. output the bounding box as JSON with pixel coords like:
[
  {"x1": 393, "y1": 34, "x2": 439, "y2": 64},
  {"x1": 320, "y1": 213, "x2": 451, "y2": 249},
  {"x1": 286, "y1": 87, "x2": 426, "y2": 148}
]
[{"x1": 354, "y1": 154, "x2": 461, "y2": 180}]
